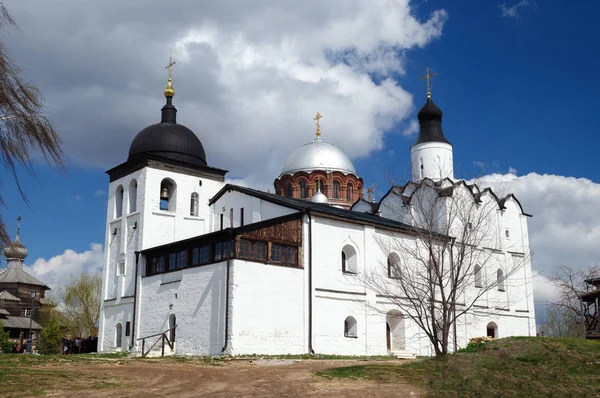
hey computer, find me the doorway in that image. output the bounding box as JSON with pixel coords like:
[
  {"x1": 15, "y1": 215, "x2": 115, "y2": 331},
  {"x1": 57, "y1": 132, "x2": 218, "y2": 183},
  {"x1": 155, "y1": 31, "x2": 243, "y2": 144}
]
[{"x1": 386, "y1": 310, "x2": 405, "y2": 351}]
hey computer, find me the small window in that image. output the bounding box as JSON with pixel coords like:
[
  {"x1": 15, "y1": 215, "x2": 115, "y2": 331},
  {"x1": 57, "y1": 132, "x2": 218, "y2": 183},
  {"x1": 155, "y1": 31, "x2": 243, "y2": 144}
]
[
  {"x1": 497, "y1": 269, "x2": 505, "y2": 292},
  {"x1": 192, "y1": 246, "x2": 211, "y2": 266},
  {"x1": 239, "y1": 239, "x2": 267, "y2": 261},
  {"x1": 125, "y1": 321, "x2": 131, "y2": 337},
  {"x1": 151, "y1": 256, "x2": 165, "y2": 274},
  {"x1": 220, "y1": 214, "x2": 224, "y2": 230},
  {"x1": 22, "y1": 308, "x2": 32, "y2": 316},
  {"x1": 177, "y1": 251, "x2": 187, "y2": 269},
  {"x1": 333, "y1": 180, "x2": 341, "y2": 199},
  {"x1": 505, "y1": 229, "x2": 510, "y2": 238},
  {"x1": 190, "y1": 193, "x2": 199, "y2": 216},
  {"x1": 387, "y1": 253, "x2": 400, "y2": 279},
  {"x1": 271, "y1": 244, "x2": 298, "y2": 266},
  {"x1": 344, "y1": 316, "x2": 357, "y2": 338},
  {"x1": 168, "y1": 253, "x2": 177, "y2": 271},
  {"x1": 285, "y1": 182, "x2": 293, "y2": 197},
  {"x1": 115, "y1": 185, "x2": 124, "y2": 218},
  {"x1": 116, "y1": 323, "x2": 122, "y2": 347},
  {"x1": 347, "y1": 183, "x2": 353, "y2": 202},
  {"x1": 341, "y1": 245, "x2": 358, "y2": 274},
  {"x1": 129, "y1": 180, "x2": 137, "y2": 213},
  {"x1": 299, "y1": 180, "x2": 308, "y2": 199},
  {"x1": 230, "y1": 208, "x2": 234, "y2": 228},
  {"x1": 215, "y1": 242, "x2": 223, "y2": 261},
  {"x1": 467, "y1": 222, "x2": 473, "y2": 230},
  {"x1": 474, "y1": 265, "x2": 482, "y2": 288},
  {"x1": 240, "y1": 208, "x2": 244, "y2": 226},
  {"x1": 118, "y1": 259, "x2": 126, "y2": 276}
]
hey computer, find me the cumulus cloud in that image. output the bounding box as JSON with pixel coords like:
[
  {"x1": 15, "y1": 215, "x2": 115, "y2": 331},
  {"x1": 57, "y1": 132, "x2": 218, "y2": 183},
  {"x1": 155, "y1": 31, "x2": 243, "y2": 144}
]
[
  {"x1": 94, "y1": 189, "x2": 106, "y2": 197},
  {"x1": 5, "y1": 0, "x2": 447, "y2": 186},
  {"x1": 499, "y1": 0, "x2": 533, "y2": 19},
  {"x1": 25, "y1": 243, "x2": 104, "y2": 290},
  {"x1": 508, "y1": 166, "x2": 517, "y2": 175}
]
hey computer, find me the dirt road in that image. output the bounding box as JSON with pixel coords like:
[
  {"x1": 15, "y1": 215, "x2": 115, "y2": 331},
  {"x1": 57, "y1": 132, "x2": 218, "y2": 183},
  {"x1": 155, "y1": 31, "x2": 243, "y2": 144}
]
[{"x1": 28, "y1": 358, "x2": 421, "y2": 397}]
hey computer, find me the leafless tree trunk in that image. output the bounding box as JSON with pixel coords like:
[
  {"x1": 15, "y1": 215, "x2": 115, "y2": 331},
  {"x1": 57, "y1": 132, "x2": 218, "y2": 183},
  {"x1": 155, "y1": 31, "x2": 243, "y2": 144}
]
[
  {"x1": 546, "y1": 264, "x2": 599, "y2": 338},
  {"x1": 0, "y1": 2, "x2": 64, "y2": 245},
  {"x1": 363, "y1": 179, "x2": 530, "y2": 357}
]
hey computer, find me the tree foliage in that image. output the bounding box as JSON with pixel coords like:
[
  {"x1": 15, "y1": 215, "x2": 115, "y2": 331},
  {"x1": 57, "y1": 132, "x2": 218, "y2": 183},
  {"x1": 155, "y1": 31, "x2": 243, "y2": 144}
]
[
  {"x1": 58, "y1": 272, "x2": 101, "y2": 338},
  {"x1": 0, "y1": 2, "x2": 64, "y2": 244},
  {"x1": 38, "y1": 316, "x2": 62, "y2": 355},
  {"x1": 0, "y1": 320, "x2": 12, "y2": 353}
]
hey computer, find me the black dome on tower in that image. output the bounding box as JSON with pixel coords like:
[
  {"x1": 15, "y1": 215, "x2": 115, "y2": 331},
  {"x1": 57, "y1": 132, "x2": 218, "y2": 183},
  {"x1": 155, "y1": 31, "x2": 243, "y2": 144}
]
[
  {"x1": 412, "y1": 96, "x2": 451, "y2": 147},
  {"x1": 128, "y1": 78, "x2": 207, "y2": 167}
]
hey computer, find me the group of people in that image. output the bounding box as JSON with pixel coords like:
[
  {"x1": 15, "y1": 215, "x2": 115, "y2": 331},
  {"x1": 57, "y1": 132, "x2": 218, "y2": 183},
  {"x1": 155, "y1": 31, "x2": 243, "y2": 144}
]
[{"x1": 62, "y1": 336, "x2": 98, "y2": 354}]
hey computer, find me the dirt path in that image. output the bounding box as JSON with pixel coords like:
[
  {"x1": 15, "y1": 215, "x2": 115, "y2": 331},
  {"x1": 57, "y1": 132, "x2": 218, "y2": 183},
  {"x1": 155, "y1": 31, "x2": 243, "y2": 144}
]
[{"x1": 33, "y1": 359, "x2": 422, "y2": 397}]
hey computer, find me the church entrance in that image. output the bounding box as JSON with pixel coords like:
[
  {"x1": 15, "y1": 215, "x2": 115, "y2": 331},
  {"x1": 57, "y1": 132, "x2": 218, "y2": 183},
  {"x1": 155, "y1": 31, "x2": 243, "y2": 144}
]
[
  {"x1": 386, "y1": 310, "x2": 405, "y2": 351},
  {"x1": 486, "y1": 322, "x2": 497, "y2": 338}
]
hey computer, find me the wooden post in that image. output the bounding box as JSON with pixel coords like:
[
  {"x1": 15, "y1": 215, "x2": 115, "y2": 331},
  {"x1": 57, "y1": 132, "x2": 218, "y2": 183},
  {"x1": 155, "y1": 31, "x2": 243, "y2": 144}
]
[
  {"x1": 161, "y1": 334, "x2": 165, "y2": 357},
  {"x1": 142, "y1": 339, "x2": 145, "y2": 357}
]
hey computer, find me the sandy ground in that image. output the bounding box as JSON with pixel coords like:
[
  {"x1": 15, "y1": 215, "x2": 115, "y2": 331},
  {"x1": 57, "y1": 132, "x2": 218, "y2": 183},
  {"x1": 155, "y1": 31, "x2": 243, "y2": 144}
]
[{"x1": 34, "y1": 358, "x2": 422, "y2": 397}]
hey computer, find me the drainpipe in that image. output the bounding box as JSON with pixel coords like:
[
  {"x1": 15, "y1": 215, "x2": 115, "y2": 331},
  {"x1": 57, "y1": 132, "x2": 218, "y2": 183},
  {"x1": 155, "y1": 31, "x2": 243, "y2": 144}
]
[
  {"x1": 130, "y1": 251, "x2": 140, "y2": 350},
  {"x1": 221, "y1": 230, "x2": 233, "y2": 353},
  {"x1": 307, "y1": 209, "x2": 315, "y2": 354}
]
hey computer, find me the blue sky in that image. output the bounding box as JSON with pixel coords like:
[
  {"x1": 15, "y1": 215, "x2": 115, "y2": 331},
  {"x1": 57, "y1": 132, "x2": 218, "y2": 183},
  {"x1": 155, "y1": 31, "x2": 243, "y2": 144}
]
[{"x1": 1, "y1": 0, "x2": 599, "y2": 305}]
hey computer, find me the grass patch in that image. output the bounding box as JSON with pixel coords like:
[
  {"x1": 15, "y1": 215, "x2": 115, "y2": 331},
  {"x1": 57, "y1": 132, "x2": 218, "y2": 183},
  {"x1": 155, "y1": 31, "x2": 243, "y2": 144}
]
[{"x1": 317, "y1": 337, "x2": 600, "y2": 397}]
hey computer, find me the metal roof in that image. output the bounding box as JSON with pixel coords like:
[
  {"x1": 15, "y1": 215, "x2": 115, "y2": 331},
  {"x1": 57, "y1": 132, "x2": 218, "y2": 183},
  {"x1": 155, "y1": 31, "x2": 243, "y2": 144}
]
[
  {"x1": 0, "y1": 268, "x2": 50, "y2": 289},
  {"x1": 0, "y1": 290, "x2": 20, "y2": 301},
  {"x1": 0, "y1": 315, "x2": 42, "y2": 330},
  {"x1": 279, "y1": 138, "x2": 357, "y2": 177}
]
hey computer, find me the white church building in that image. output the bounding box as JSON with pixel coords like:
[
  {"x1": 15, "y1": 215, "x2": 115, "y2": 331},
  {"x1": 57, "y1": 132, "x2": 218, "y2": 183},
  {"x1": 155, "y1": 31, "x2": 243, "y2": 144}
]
[{"x1": 98, "y1": 74, "x2": 536, "y2": 357}]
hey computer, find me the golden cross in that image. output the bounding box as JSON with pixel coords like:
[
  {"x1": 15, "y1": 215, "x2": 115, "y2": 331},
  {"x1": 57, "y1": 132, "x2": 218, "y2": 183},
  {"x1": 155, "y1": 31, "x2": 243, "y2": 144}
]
[
  {"x1": 420, "y1": 67, "x2": 437, "y2": 98},
  {"x1": 165, "y1": 57, "x2": 176, "y2": 79},
  {"x1": 314, "y1": 112, "x2": 323, "y2": 138},
  {"x1": 366, "y1": 181, "x2": 378, "y2": 202}
]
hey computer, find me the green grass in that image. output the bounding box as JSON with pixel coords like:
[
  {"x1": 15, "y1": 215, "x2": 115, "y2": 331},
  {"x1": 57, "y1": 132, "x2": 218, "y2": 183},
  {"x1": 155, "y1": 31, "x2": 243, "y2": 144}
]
[{"x1": 317, "y1": 337, "x2": 600, "y2": 397}]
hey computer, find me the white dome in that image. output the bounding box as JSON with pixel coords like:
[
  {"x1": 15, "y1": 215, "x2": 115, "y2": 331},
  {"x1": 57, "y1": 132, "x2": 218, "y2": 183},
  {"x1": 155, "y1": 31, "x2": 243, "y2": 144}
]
[
  {"x1": 279, "y1": 138, "x2": 356, "y2": 177},
  {"x1": 311, "y1": 190, "x2": 329, "y2": 204}
]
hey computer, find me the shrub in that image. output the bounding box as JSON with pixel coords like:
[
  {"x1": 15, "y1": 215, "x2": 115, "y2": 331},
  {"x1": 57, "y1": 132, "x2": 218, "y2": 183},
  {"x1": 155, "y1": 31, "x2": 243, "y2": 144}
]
[
  {"x1": 38, "y1": 317, "x2": 62, "y2": 355},
  {"x1": 0, "y1": 321, "x2": 13, "y2": 353}
]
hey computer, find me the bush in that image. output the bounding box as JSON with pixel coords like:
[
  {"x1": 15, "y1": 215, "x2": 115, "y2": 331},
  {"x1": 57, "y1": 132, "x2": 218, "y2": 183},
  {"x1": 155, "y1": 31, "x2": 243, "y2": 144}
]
[
  {"x1": 0, "y1": 320, "x2": 13, "y2": 353},
  {"x1": 38, "y1": 317, "x2": 62, "y2": 355}
]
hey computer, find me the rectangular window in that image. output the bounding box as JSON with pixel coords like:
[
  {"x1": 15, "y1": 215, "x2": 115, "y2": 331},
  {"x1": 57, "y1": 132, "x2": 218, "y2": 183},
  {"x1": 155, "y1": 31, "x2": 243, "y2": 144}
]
[
  {"x1": 239, "y1": 239, "x2": 267, "y2": 261},
  {"x1": 223, "y1": 241, "x2": 231, "y2": 259},
  {"x1": 215, "y1": 242, "x2": 223, "y2": 261},
  {"x1": 151, "y1": 256, "x2": 165, "y2": 274},
  {"x1": 272, "y1": 244, "x2": 298, "y2": 266},
  {"x1": 177, "y1": 250, "x2": 187, "y2": 269},
  {"x1": 192, "y1": 248, "x2": 199, "y2": 266},
  {"x1": 230, "y1": 208, "x2": 234, "y2": 228},
  {"x1": 118, "y1": 260, "x2": 126, "y2": 276},
  {"x1": 192, "y1": 246, "x2": 211, "y2": 266},
  {"x1": 505, "y1": 229, "x2": 510, "y2": 238},
  {"x1": 125, "y1": 321, "x2": 131, "y2": 337},
  {"x1": 240, "y1": 208, "x2": 244, "y2": 227},
  {"x1": 220, "y1": 214, "x2": 224, "y2": 230},
  {"x1": 168, "y1": 253, "x2": 177, "y2": 271},
  {"x1": 22, "y1": 308, "x2": 31, "y2": 316}
]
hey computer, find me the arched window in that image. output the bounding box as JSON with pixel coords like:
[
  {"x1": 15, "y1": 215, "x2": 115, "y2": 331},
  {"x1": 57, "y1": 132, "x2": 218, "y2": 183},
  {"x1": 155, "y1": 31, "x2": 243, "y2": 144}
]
[
  {"x1": 333, "y1": 180, "x2": 341, "y2": 199},
  {"x1": 115, "y1": 323, "x2": 122, "y2": 348},
  {"x1": 341, "y1": 245, "x2": 358, "y2": 274},
  {"x1": 115, "y1": 185, "x2": 124, "y2": 218},
  {"x1": 474, "y1": 265, "x2": 482, "y2": 288},
  {"x1": 299, "y1": 180, "x2": 308, "y2": 199},
  {"x1": 169, "y1": 314, "x2": 176, "y2": 343},
  {"x1": 387, "y1": 253, "x2": 401, "y2": 278},
  {"x1": 128, "y1": 180, "x2": 137, "y2": 213},
  {"x1": 285, "y1": 182, "x2": 293, "y2": 198},
  {"x1": 486, "y1": 322, "x2": 498, "y2": 338},
  {"x1": 190, "y1": 192, "x2": 199, "y2": 216},
  {"x1": 347, "y1": 183, "x2": 353, "y2": 202},
  {"x1": 497, "y1": 269, "x2": 505, "y2": 292},
  {"x1": 160, "y1": 179, "x2": 176, "y2": 212},
  {"x1": 344, "y1": 316, "x2": 357, "y2": 338}
]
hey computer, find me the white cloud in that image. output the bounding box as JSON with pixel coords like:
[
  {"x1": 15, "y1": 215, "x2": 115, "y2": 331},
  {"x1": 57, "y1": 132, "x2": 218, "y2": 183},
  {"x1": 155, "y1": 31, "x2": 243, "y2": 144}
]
[
  {"x1": 25, "y1": 243, "x2": 104, "y2": 290},
  {"x1": 508, "y1": 166, "x2": 517, "y2": 175},
  {"x1": 94, "y1": 189, "x2": 106, "y2": 197},
  {"x1": 5, "y1": 1, "x2": 447, "y2": 187},
  {"x1": 473, "y1": 160, "x2": 487, "y2": 169},
  {"x1": 500, "y1": 0, "x2": 533, "y2": 18},
  {"x1": 478, "y1": 173, "x2": 600, "y2": 279},
  {"x1": 402, "y1": 119, "x2": 419, "y2": 136}
]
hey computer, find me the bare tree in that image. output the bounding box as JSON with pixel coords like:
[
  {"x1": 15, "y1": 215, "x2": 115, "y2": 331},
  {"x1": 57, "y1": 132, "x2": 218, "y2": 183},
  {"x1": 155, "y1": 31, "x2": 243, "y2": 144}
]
[
  {"x1": 364, "y1": 180, "x2": 530, "y2": 357},
  {"x1": 57, "y1": 273, "x2": 102, "y2": 338},
  {"x1": 0, "y1": 2, "x2": 64, "y2": 244},
  {"x1": 546, "y1": 264, "x2": 600, "y2": 338}
]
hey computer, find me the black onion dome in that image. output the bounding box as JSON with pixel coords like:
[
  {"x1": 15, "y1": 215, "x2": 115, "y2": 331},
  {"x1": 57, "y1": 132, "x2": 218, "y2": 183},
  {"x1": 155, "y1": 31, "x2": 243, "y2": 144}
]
[
  {"x1": 413, "y1": 97, "x2": 451, "y2": 147},
  {"x1": 128, "y1": 96, "x2": 207, "y2": 166}
]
